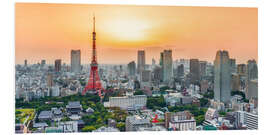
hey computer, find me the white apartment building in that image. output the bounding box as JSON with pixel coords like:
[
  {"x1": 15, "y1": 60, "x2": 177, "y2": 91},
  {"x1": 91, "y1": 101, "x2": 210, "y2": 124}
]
[{"x1": 109, "y1": 95, "x2": 147, "y2": 110}]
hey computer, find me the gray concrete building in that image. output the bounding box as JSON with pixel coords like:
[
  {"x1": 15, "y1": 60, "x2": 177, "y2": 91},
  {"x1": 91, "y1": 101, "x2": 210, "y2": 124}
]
[{"x1": 214, "y1": 50, "x2": 231, "y2": 103}]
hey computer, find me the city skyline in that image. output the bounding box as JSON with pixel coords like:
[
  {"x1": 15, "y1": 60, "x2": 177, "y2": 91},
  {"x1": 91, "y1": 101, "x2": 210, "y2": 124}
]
[
  {"x1": 15, "y1": 3, "x2": 259, "y2": 133},
  {"x1": 16, "y1": 3, "x2": 257, "y2": 65}
]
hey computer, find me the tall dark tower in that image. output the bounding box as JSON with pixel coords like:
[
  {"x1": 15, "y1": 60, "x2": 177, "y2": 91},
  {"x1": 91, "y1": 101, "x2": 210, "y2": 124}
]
[{"x1": 83, "y1": 15, "x2": 104, "y2": 98}]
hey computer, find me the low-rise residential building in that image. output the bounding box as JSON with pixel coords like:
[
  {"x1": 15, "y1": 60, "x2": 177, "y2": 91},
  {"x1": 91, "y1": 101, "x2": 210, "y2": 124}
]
[
  {"x1": 235, "y1": 111, "x2": 258, "y2": 130},
  {"x1": 205, "y1": 108, "x2": 218, "y2": 121},
  {"x1": 210, "y1": 99, "x2": 225, "y2": 111},
  {"x1": 125, "y1": 115, "x2": 151, "y2": 131},
  {"x1": 165, "y1": 111, "x2": 196, "y2": 131}
]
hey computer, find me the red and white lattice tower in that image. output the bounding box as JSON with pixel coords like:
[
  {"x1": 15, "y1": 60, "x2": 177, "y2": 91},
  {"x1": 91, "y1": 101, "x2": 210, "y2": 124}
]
[{"x1": 82, "y1": 15, "x2": 104, "y2": 97}]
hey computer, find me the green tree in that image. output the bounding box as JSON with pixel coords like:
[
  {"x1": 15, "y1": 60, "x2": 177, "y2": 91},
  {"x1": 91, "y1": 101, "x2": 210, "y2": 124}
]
[
  {"x1": 199, "y1": 98, "x2": 209, "y2": 107},
  {"x1": 116, "y1": 122, "x2": 125, "y2": 131},
  {"x1": 195, "y1": 115, "x2": 205, "y2": 125},
  {"x1": 203, "y1": 91, "x2": 214, "y2": 99},
  {"x1": 219, "y1": 111, "x2": 226, "y2": 116},
  {"x1": 146, "y1": 96, "x2": 166, "y2": 110},
  {"x1": 82, "y1": 125, "x2": 96, "y2": 132},
  {"x1": 61, "y1": 116, "x2": 71, "y2": 122},
  {"x1": 15, "y1": 111, "x2": 22, "y2": 115},
  {"x1": 134, "y1": 90, "x2": 144, "y2": 95}
]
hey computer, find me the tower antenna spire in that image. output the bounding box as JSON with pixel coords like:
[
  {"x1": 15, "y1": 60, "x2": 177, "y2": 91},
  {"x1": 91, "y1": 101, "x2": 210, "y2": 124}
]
[{"x1": 93, "y1": 13, "x2": 95, "y2": 32}]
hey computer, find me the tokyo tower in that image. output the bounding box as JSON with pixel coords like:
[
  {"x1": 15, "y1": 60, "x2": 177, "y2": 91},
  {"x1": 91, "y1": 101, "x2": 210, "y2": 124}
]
[{"x1": 82, "y1": 15, "x2": 104, "y2": 97}]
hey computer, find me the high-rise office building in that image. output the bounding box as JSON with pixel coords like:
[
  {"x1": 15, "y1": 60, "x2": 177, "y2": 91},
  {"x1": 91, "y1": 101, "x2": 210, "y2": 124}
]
[
  {"x1": 246, "y1": 59, "x2": 258, "y2": 100},
  {"x1": 237, "y1": 64, "x2": 247, "y2": 76},
  {"x1": 247, "y1": 59, "x2": 258, "y2": 81},
  {"x1": 127, "y1": 61, "x2": 136, "y2": 76},
  {"x1": 152, "y1": 58, "x2": 156, "y2": 66},
  {"x1": 199, "y1": 61, "x2": 207, "y2": 78},
  {"x1": 41, "y1": 60, "x2": 46, "y2": 67},
  {"x1": 47, "y1": 73, "x2": 53, "y2": 87},
  {"x1": 24, "y1": 59, "x2": 27, "y2": 67},
  {"x1": 190, "y1": 59, "x2": 200, "y2": 84},
  {"x1": 230, "y1": 59, "x2": 236, "y2": 73},
  {"x1": 153, "y1": 66, "x2": 162, "y2": 83},
  {"x1": 141, "y1": 70, "x2": 151, "y2": 82},
  {"x1": 55, "y1": 59, "x2": 62, "y2": 72},
  {"x1": 177, "y1": 64, "x2": 184, "y2": 78},
  {"x1": 71, "y1": 50, "x2": 81, "y2": 73},
  {"x1": 214, "y1": 50, "x2": 231, "y2": 103},
  {"x1": 246, "y1": 79, "x2": 258, "y2": 100},
  {"x1": 160, "y1": 52, "x2": 164, "y2": 81},
  {"x1": 160, "y1": 52, "x2": 163, "y2": 66},
  {"x1": 137, "y1": 50, "x2": 145, "y2": 74},
  {"x1": 162, "y1": 50, "x2": 173, "y2": 83},
  {"x1": 231, "y1": 73, "x2": 240, "y2": 91}
]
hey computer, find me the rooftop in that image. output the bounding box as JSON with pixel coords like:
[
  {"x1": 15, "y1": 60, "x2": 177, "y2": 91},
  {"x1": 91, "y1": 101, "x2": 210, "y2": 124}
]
[
  {"x1": 66, "y1": 101, "x2": 81, "y2": 108},
  {"x1": 33, "y1": 122, "x2": 48, "y2": 128},
  {"x1": 126, "y1": 115, "x2": 150, "y2": 125},
  {"x1": 38, "y1": 111, "x2": 52, "y2": 119},
  {"x1": 93, "y1": 126, "x2": 120, "y2": 132}
]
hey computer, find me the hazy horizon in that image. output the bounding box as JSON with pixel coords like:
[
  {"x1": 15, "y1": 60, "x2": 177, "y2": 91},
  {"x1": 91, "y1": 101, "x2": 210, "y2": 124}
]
[{"x1": 15, "y1": 3, "x2": 258, "y2": 65}]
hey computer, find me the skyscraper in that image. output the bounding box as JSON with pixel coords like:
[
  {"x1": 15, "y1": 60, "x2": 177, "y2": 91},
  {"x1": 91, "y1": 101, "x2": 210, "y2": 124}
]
[
  {"x1": 137, "y1": 50, "x2": 145, "y2": 74},
  {"x1": 231, "y1": 73, "x2": 240, "y2": 91},
  {"x1": 127, "y1": 61, "x2": 136, "y2": 76},
  {"x1": 41, "y1": 60, "x2": 46, "y2": 67},
  {"x1": 47, "y1": 73, "x2": 53, "y2": 87},
  {"x1": 160, "y1": 52, "x2": 164, "y2": 81},
  {"x1": 246, "y1": 79, "x2": 258, "y2": 100},
  {"x1": 55, "y1": 59, "x2": 61, "y2": 72},
  {"x1": 247, "y1": 59, "x2": 258, "y2": 81},
  {"x1": 160, "y1": 52, "x2": 164, "y2": 66},
  {"x1": 153, "y1": 66, "x2": 162, "y2": 83},
  {"x1": 151, "y1": 58, "x2": 156, "y2": 70},
  {"x1": 177, "y1": 64, "x2": 184, "y2": 78},
  {"x1": 71, "y1": 50, "x2": 81, "y2": 73},
  {"x1": 190, "y1": 59, "x2": 200, "y2": 84},
  {"x1": 237, "y1": 64, "x2": 247, "y2": 76},
  {"x1": 141, "y1": 70, "x2": 151, "y2": 82},
  {"x1": 214, "y1": 50, "x2": 231, "y2": 103},
  {"x1": 246, "y1": 59, "x2": 258, "y2": 100},
  {"x1": 24, "y1": 59, "x2": 27, "y2": 67},
  {"x1": 230, "y1": 59, "x2": 236, "y2": 73},
  {"x1": 162, "y1": 50, "x2": 173, "y2": 83},
  {"x1": 199, "y1": 61, "x2": 207, "y2": 78}
]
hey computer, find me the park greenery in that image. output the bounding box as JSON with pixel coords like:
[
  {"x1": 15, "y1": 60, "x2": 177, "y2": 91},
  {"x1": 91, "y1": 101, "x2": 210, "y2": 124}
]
[
  {"x1": 146, "y1": 96, "x2": 166, "y2": 111},
  {"x1": 15, "y1": 91, "x2": 209, "y2": 129},
  {"x1": 15, "y1": 109, "x2": 35, "y2": 125},
  {"x1": 15, "y1": 93, "x2": 100, "y2": 113},
  {"x1": 16, "y1": 93, "x2": 128, "y2": 132}
]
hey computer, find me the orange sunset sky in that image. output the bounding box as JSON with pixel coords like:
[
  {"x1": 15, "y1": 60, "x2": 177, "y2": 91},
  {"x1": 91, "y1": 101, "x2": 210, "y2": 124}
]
[{"x1": 15, "y1": 3, "x2": 258, "y2": 65}]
